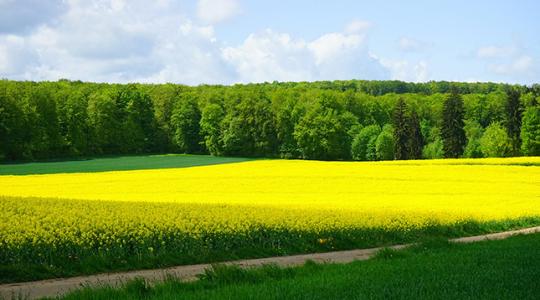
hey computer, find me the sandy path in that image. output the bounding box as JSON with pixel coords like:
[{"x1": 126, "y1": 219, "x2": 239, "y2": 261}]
[{"x1": 1, "y1": 226, "x2": 539, "y2": 300}]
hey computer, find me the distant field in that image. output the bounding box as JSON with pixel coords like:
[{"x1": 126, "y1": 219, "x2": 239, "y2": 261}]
[
  {"x1": 0, "y1": 154, "x2": 252, "y2": 175},
  {"x1": 58, "y1": 233, "x2": 540, "y2": 300},
  {"x1": 0, "y1": 156, "x2": 539, "y2": 283}
]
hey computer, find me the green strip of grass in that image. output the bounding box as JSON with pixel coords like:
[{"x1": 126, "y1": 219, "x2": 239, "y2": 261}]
[
  {"x1": 57, "y1": 233, "x2": 540, "y2": 300},
  {"x1": 0, "y1": 154, "x2": 253, "y2": 175}
]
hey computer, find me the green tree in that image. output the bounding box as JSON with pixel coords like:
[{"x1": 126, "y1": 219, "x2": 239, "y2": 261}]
[
  {"x1": 0, "y1": 87, "x2": 26, "y2": 160},
  {"x1": 26, "y1": 84, "x2": 63, "y2": 158},
  {"x1": 365, "y1": 134, "x2": 379, "y2": 161},
  {"x1": 144, "y1": 83, "x2": 181, "y2": 152},
  {"x1": 122, "y1": 86, "x2": 157, "y2": 153},
  {"x1": 441, "y1": 92, "x2": 466, "y2": 158},
  {"x1": 520, "y1": 106, "x2": 540, "y2": 156},
  {"x1": 221, "y1": 90, "x2": 277, "y2": 156},
  {"x1": 171, "y1": 93, "x2": 202, "y2": 153},
  {"x1": 294, "y1": 93, "x2": 358, "y2": 160},
  {"x1": 294, "y1": 108, "x2": 351, "y2": 160},
  {"x1": 423, "y1": 127, "x2": 444, "y2": 159},
  {"x1": 351, "y1": 125, "x2": 381, "y2": 161},
  {"x1": 200, "y1": 103, "x2": 224, "y2": 155},
  {"x1": 63, "y1": 90, "x2": 90, "y2": 156},
  {"x1": 87, "y1": 89, "x2": 123, "y2": 154},
  {"x1": 376, "y1": 124, "x2": 394, "y2": 160},
  {"x1": 392, "y1": 98, "x2": 409, "y2": 160},
  {"x1": 505, "y1": 88, "x2": 522, "y2": 155},
  {"x1": 480, "y1": 123, "x2": 511, "y2": 157},
  {"x1": 423, "y1": 138, "x2": 444, "y2": 159},
  {"x1": 272, "y1": 90, "x2": 302, "y2": 158},
  {"x1": 408, "y1": 110, "x2": 423, "y2": 159},
  {"x1": 463, "y1": 120, "x2": 484, "y2": 158},
  {"x1": 87, "y1": 86, "x2": 157, "y2": 154},
  {"x1": 0, "y1": 79, "x2": 535, "y2": 162}
]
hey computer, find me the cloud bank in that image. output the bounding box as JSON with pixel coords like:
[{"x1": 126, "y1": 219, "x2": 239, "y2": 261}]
[
  {"x1": 0, "y1": 0, "x2": 394, "y2": 84},
  {"x1": 0, "y1": 0, "x2": 535, "y2": 84}
]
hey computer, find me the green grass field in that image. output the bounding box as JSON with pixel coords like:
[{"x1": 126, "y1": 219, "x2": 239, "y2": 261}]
[
  {"x1": 56, "y1": 233, "x2": 540, "y2": 300},
  {"x1": 0, "y1": 154, "x2": 252, "y2": 175}
]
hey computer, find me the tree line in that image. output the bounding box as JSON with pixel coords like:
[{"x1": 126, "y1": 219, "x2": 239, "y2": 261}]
[{"x1": 0, "y1": 79, "x2": 539, "y2": 162}]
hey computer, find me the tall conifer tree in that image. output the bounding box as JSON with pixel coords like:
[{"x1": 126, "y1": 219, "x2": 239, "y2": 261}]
[
  {"x1": 392, "y1": 98, "x2": 409, "y2": 160},
  {"x1": 441, "y1": 92, "x2": 466, "y2": 158},
  {"x1": 408, "y1": 110, "x2": 423, "y2": 159},
  {"x1": 505, "y1": 88, "x2": 522, "y2": 155}
]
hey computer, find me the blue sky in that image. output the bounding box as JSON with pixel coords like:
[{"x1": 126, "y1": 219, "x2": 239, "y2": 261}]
[{"x1": 0, "y1": 0, "x2": 538, "y2": 84}]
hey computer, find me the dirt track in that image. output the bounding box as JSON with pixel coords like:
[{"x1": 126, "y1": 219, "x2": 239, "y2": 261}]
[{"x1": 2, "y1": 226, "x2": 539, "y2": 300}]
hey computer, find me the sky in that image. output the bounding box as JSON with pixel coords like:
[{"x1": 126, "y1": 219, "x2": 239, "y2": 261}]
[{"x1": 0, "y1": 0, "x2": 538, "y2": 85}]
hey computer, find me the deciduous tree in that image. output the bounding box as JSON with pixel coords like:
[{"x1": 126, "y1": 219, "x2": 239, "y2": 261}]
[
  {"x1": 520, "y1": 105, "x2": 540, "y2": 156},
  {"x1": 480, "y1": 122, "x2": 511, "y2": 157}
]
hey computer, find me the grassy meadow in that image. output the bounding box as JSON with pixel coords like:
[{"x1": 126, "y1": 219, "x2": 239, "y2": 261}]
[
  {"x1": 0, "y1": 154, "x2": 252, "y2": 175},
  {"x1": 0, "y1": 156, "x2": 539, "y2": 283},
  {"x1": 56, "y1": 233, "x2": 540, "y2": 300}
]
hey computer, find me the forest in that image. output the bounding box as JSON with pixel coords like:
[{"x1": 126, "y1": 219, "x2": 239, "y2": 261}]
[{"x1": 0, "y1": 79, "x2": 539, "y2": 161}]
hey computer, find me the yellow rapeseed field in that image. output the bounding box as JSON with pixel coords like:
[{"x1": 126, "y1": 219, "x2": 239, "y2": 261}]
[
  {"x1": 1, "y1": 157, "x2": 539, "y2": 217},
  {"x1": 1, "y1": 157, "x2": 539, "y2": 274}
]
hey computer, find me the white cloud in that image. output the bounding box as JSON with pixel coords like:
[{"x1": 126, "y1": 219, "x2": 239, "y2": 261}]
[
  {"x1": 139, "y1": 21, "x2": 234, "y2": 84},
  {"x1": 309, "y1": 33, "x2": 365, "y2": 64},
  {"x1": 197, "y1": 0, "x2": 241, "y2": 24},
  {"x1": 0, "y1": 2, "x2": 390, "y2": 85},
  {"x1": 180, "y1": 21, "x2": 215, "y2": 41},
  {"x1": 0, "y1": 35, "x2": 39, "y2": 77},
  {"x1": 380, "y1": 58, "x2": 429, "y2": 82},
  {"x1": 0, "y1": 0, "x2": 239, "y2": 84},
  {"x1": 0, "y1": 1, "x2": 537, "y2": 85},
  {"x1": 222, "y1": 29, "x2": 388, "y2": 83},
  {"x1": 489, "y1": 55, "x2": 534, "y2": 75},
  {"x1": 414, "y1": 61, "x2": 429, "y2": 82},
  {"x1": 222, "y1": 30, "x2": 315, "y2": 83},
  {"x1": 345, "y1": 20, "x2": 372, "y2": 34},
  {"x1": 398, "y1": 37, "x2": 425, "y2": 52},
  {"x1": 476, "y1": 45, "x2": 536, "y2": 80},
  {"x1": 512, "y1": 55, "x2": 534, "y2": 72},
  {"x1": 477, "y1": 45, "x2": 516, "y2": 58}
]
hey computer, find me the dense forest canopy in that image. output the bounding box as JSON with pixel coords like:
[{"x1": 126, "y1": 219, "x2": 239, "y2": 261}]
[{"x1": 0, "y1": 79, "x2": 539, "y2": 161}]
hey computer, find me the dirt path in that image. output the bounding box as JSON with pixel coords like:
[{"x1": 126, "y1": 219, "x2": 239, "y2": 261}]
[{"x1": 2, "y1": 226, "x2": 540, "y2": 300}]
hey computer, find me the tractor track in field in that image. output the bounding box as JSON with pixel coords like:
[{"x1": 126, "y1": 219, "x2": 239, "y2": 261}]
[{"x1": 2, "y1": 226, "x2": 540, "y2": 300}]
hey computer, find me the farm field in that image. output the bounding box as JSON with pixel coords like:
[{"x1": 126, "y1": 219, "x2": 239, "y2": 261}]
[
  {"x1": 0, "y1": 154, "x2": 252, "y2": 175},
  {"x1": 1, "y1": 156, "x2": 539, "y2": 283},
  {"x1": 56, "y1": 233, "x2": 540, "y2": 300}
]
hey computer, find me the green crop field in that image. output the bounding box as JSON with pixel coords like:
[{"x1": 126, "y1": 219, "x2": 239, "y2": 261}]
[
  {"x1": 56, "y1": 233, "x2": 540, "y2": 300},
  {"x1": 0, "y1": 154, "x2": 252, "y2": 175}
]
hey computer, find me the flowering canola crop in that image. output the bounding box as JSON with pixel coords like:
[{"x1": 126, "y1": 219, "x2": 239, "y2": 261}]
[{"x1": 0, "y1": 157, "x2": 539, "y2": 278}]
